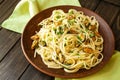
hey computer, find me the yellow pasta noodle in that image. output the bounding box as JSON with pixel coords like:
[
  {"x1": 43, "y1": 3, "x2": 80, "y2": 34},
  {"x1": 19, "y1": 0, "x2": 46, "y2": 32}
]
[{"x1": 31, "y1": 9, "x2": 104, "y2": 73}]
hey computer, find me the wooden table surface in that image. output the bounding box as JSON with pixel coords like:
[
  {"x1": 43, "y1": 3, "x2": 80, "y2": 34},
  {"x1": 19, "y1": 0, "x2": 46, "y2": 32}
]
[{"x1": 0, "y1": 0, "x2": 120, "y2": 80}]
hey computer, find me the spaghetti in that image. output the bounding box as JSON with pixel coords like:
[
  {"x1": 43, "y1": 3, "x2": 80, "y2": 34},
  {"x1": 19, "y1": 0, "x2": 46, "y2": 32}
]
[{"x1": 31, "y1": 9, "x2": 104, "y2": 73}]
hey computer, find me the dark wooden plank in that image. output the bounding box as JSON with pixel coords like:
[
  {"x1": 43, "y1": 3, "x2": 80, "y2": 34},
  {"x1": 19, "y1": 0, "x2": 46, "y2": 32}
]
[
  {"x1": 0, "y1": 0, "x2": 4, "y2": 4},
  {"x1": 0, "y1": 0, "x2": 20, "y2": 23},
  {"x1": 95, "y1": 1, "x2": 120, "y2": 26},
  {"x1": 104, "y1": 0, "x2": 120, "y2": 6},
  {"x1": 112, "y1": 13, "x2": 120, "y2": 50},
  {"x1": 0, "y1": 26, "x2": 2, "y2": 30},
  {"x1": 19, "y1": 65, "x2": 54, "y2": 80},
  {"x1": 79, "y1": 0, "x2": 101, "y2": 10},
  {"x1": 0, "y1": 28, "x2": 20, "y2": 61},
  {"x1": 0, "y1": 0, "x2": 18, "y2": 15},
  {"x1": 95, "y1": 1, "x2": 120, "y2": 51},
  {"x1": 0, "y1": 39, "x2": 29, "y2": 80}
]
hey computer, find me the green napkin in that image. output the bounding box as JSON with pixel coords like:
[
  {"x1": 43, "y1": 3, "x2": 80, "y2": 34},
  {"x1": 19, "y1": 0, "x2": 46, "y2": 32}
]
[
  {"x1": 56, "y1": 51, "x2": 120, "y2": 80},
  {"x1": 1, "y1": 0, "x2": 80, "y2": 33},
  {"x1": 1, "y1": 0, "x2": 120, "y2": 80}
]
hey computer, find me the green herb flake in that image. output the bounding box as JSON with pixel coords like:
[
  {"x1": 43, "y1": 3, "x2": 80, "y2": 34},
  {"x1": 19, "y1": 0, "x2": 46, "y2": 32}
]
[
  {"x1": 53, "y1": 28, "x2": 57, "y2": 34},
  {"x1": 85, "y1": 28, "x2": 89, "y2": 32},
  {"x1": 56, "y1": 15, "x2": 61, "y2": 19},
  {"x1": 76, "y1": 53, "x2": 80, "y2": 56},
  {"x1": 80, "y1": 30, "x2": 84, "y2": 33},
  {"x1": 68, "y1": 19, "x2": 75, "y2": 25},
  {"x1": 56, "y1": 26, "x2": 64, "y2": 35},
  {"x1": 69, "y1": 11, "x2": 74, "y2": 14},
  {"x1": 65, "y1": 37, "x2": 67, "y2": 40},
  {"x1": 56, "y1": 31, "x2": 64, "y2": 35},
  {"x1": 89, "y1": 33, "x2": 95, "y2": 37},
  {"x1": 69, "y1": 50, "x2": 73, "y2": 53},
  {"x1": 41, "y1": 41, "x2": 47, "y2": 46},
  {"x1": 77, "y1": 36, "x2": 82, "y2": 41}
]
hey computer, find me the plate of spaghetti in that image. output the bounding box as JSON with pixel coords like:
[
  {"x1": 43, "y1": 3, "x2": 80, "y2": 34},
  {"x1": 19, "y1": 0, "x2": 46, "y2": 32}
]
[{"x1": 21, "y1": 5, "x2": 114, "y2": 78}]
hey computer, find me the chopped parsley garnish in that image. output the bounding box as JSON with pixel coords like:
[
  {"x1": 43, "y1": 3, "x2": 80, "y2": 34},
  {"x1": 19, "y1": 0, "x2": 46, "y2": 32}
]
[{"x1": 89, "y1": 33, "x2": 95, "y2": 37}]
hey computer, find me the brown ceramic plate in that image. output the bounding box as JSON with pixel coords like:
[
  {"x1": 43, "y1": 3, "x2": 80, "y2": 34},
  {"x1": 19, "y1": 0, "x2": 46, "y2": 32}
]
[{"x1": 21, "y1": 5, "x2": 114, "y2": 78}]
